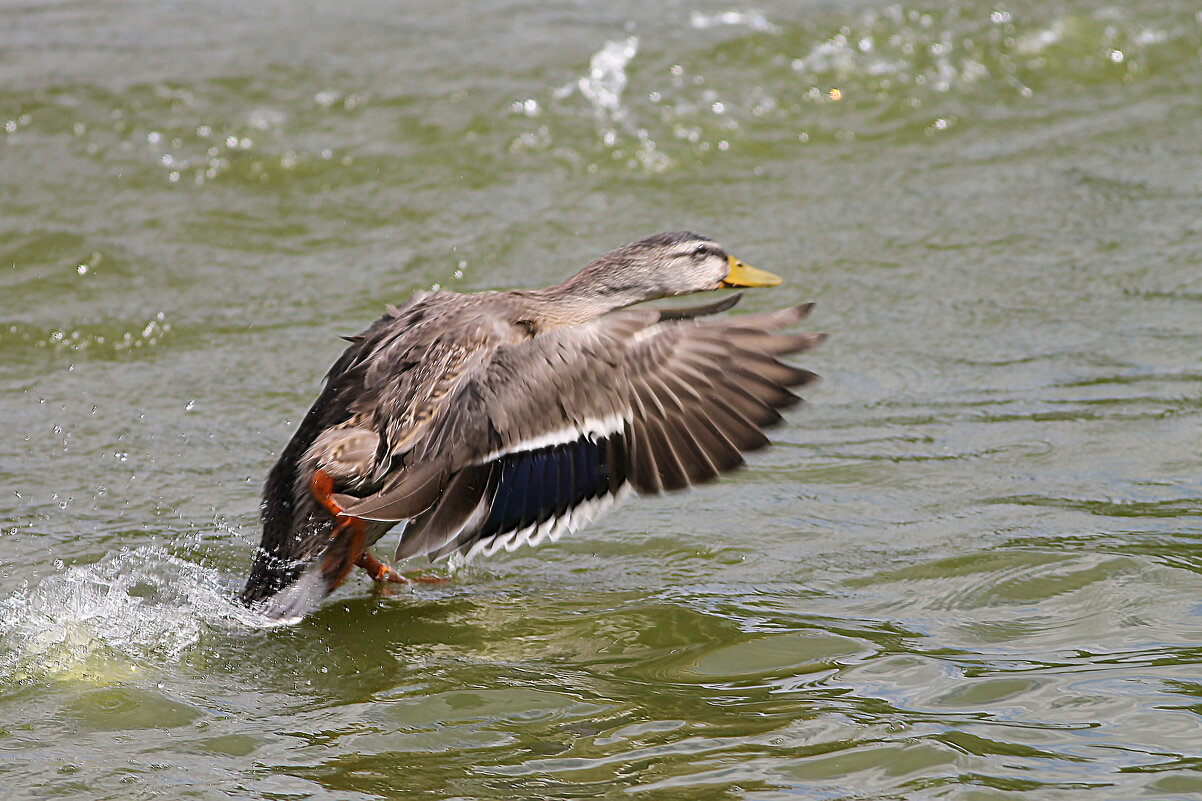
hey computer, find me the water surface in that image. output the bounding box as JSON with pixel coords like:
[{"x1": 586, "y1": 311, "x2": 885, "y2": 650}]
[{"x1": 2, "y1": 1, "x2": 1202, "y2": 798}]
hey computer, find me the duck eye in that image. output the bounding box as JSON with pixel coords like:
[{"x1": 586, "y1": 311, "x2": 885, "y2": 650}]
[{"x1": 694, "y1": 244, "x2": 710, "y2": 257}]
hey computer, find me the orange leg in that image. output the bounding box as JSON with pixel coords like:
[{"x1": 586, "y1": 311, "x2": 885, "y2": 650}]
[
  {"x1": 310, "y1": 468, "x2": 344, "y2": 517},
  {"x1": 310, "y1": 469, "x2": 447, "y2": 591},
  {"x1": 312, "y1": 468, "x2": 368, "y2": 591},
  {"x1": 320, "y1": 516, "x2": 365, "y2": 591}
]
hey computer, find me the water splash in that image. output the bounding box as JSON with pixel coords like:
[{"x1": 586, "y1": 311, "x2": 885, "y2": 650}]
[
  {"x1": 788, "y1": 4, "x2": 1181, "y2": 102},
  {"x1": 567, "y1": 35, "x2": 674, "y2": 172},
  {"x1": 37, "y1": 311, "x2": 172, "y2": 353},
  {"x1": 0, "y1": 545, "x2": 277, "y2": 683},
  {"x1": 576, "y1": 36, "x2": 639, "y2": 118}
]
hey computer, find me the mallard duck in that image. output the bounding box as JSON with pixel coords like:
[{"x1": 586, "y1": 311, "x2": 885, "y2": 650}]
[{"x1": 241, "y1": 232, "x2": 823, "y2": 621}]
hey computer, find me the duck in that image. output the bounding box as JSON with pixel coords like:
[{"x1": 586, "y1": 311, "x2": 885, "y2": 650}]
[{"x1": 241, "y1": 231, "x2": 824, "y2": 621}]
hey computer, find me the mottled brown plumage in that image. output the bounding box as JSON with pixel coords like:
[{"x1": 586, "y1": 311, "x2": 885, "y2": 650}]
[{"x1": 242, "y1": 232, "x2": 823, "y2": 621}]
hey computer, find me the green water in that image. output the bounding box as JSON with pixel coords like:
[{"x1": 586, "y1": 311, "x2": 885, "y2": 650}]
[{"x1": 3, "y1": 0, "x2": 1202, "y2": 798}]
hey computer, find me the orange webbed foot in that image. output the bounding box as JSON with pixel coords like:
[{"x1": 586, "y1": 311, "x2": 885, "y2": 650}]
[
  {"x1": 355, "y1": 550, "x2": 449, "y2": 591},
  {"x1": 356, "y1": 550, "x2": 404, "y2": 583}
]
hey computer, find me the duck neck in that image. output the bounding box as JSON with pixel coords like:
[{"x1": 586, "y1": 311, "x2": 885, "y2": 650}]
[{"x1": 521, "y1": 268, "x2": 658, "y2": 328}]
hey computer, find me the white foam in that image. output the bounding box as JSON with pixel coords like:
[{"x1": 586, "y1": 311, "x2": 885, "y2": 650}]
[{"x1": 0, "y1": 544, "x2": 280, "y2": 682}]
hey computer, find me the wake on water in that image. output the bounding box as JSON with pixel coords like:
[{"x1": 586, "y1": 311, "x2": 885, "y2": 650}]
[{"x1": 0, "y1": 545, "x2": 280, "y2": 683}]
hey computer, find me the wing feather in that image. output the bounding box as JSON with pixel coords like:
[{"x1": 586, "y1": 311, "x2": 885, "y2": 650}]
[
  {"x1": 339, "y1": 302, "x2": 820, "y2": 564},
  {"x1": 395, "y1": 464, "x2": 493, "y2": 559},
  {"x1": 341, "y1": 459, "x2": 449, "y2": 522}
]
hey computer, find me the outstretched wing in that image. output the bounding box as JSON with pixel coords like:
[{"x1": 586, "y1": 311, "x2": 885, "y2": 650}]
[{"x1": 341, "y1": 300, "x2": 823, "y2": 563}]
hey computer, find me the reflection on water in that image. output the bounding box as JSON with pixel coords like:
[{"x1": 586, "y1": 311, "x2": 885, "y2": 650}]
[{"x1": 2, "y1": 0, "x2": 1202, "y2": 798}]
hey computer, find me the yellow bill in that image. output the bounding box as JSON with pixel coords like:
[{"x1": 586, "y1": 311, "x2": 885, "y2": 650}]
[{"x1": 721, "y1": 254, "x2": 781, "y2": 287}]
